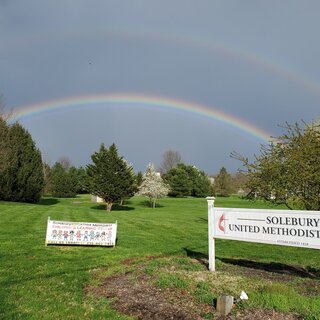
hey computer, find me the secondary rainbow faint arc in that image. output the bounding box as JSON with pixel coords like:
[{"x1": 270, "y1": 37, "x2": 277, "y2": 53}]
[
  {"x1": 13, "y1": 93, "x2": 272, "y2": 142},
  {"x1": 4, "y1": 28, "x2": 320, "y2": 97}
]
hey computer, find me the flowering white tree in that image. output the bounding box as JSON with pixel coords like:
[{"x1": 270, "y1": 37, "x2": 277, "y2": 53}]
[{"x1": 138, "y1": 163, "x2": 169, "y2": 208}]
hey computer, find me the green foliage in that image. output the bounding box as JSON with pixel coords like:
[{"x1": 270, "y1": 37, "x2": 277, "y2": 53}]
[
  {"x1": 165, "y1": 165, "x2": 192, "y2": 197},
  {"x1": 87, "y1": 143, "x2": 136, "y2": 210},
  {"x1": 69, "y1": 166, "x2": 90, "y2": 194},
  {"x1": 213, "y1": 167, "x2": 233, "y2": 197},
  {"x1": 0, "y1": 120, "x2": 44, "y2": 203},
  {"x1": 135, "y1": 171, "x2": 143, "y2": 188},
  {"x1": 165, "y1": 163, "x2": 211, "y2": 197},
  {"x1": 50, "y1": 162, "x2": 77, "y2": 197},
  {"x1": 233, "y1": 122, "x2": 320, "y2": 210}
]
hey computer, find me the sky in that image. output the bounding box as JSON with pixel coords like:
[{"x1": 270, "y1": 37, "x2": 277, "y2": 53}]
[{"x1": 1, "y1": 1, "x2": 320, "y2": 174}]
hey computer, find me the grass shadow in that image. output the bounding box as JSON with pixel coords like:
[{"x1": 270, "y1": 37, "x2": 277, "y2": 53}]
[
  {"x1": 138, "y1": 200, "x2": 164, "y2": 208},
  {"x1": 91, "y1": 204, "x2": 135, "y2": 211},
  {"x1": 38, "y1": 198, "x2": 59, "y2": 206},
  {"x1": 219, "y1": 257, "x2": 320, "y2": 279},
  {"x1": 196, "y1": 217, "x2": 208, "y2": 223},
  {"x1": 183, "y1": 247, "x2": 208, "y2": 268}
]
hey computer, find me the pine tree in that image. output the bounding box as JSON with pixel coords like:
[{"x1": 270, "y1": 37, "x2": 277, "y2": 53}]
[
  {"x1": 1, "y1": 122, "x2": 44, "y2": 202},
  {"x1": 165, "y1": 166, "x2": 192, "y2": 197},
  {"x1": 164, "y1": 163, "x2": 211, "y2": 197},
  {"x1": 87, "y1": 143, "x2": 135, "y2": 211},
  {"x1": 213, "y1": 167, "x2": 234, "y2": 197},
  {"x1": 138, "y1": 163, "x2": 169, "y2": 208},
  {"x1": 69, "y1": 166, "x2": 90, "y2": 194},
  {"x1": 50, "y1": 162, "x2": 77, "y2": 198}
]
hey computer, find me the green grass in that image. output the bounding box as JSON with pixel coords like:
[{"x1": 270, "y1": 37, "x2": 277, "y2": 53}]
[{"x1": 0, "y1": 195, "x2": 319, "y2": 319}]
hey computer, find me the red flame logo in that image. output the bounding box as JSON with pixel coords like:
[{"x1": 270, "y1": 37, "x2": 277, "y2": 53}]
[{"x1": 218, "y1": 213, "x2": 225, "y2": 232}]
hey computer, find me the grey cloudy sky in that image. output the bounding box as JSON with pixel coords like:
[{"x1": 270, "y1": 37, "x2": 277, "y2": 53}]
[{"x1": 1, "y1": 1, "x2": 320, "y2": 173}]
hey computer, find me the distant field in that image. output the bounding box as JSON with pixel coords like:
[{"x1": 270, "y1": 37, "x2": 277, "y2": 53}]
[{"x1": 0, "y1": 195, "x2": 319, "y2": 319}]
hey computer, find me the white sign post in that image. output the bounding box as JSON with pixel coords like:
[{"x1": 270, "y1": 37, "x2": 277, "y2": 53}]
[
  {"x1": 207, "y1": 198, "x2": 320, "y2": 271},
  {"x1": 45, "y1": 217, "x2": 117, "y2": 247},
  {"x1": 207, "y1": 197, "x2": 216, "y2": 271}
]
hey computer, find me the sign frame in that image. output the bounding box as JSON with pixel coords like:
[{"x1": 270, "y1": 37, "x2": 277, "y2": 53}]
[
  {"x1": 206, "y1": 197, "x2": 320, "y2": 271},
  {"x1": 45, "y1": 217, "x2": 117, "y2": 247}
]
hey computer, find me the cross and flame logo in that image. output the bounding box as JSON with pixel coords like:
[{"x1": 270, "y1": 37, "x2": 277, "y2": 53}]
[{"x1": 218, "y1": 213, "x2": 225, "y2": 232}]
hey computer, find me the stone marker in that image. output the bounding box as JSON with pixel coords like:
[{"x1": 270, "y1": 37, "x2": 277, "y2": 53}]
[{"x1": 216, "y1": 294, "x2": 234, "y2": 316}]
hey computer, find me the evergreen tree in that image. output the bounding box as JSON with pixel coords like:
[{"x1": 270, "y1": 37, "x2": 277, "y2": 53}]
[
  {"x1": 69, "y1": 166, "x2": 90, "y2": 194},
  {"x1": 165, "y1": 166, "x2": 192, "y2": 197},
  {"x1": 213, "y1": 167, "x2": 234, "y2": 197},
  {"x1": 87, "y1": 143, "x2": 135, "y2": 211},
  {"x1": 136, "y1": 171, "x2": 143, "y2": 188},
  {"x1": 50, "y1": 162, "x2": 77, "y2": 198},
  {"x1": 42, "y1": 162, "x2": 52, "y2": 195},
  {"x1": 165, "y1": 163, "x2": 211, "y2": 197},
  {"x1": 0, "y1": 118, "x2": 12, "y2": 200},
  {"x1": 138, "y1": 163, "x2": 169, "y2": 208},
  {"x1": 0, "y1": 122, "x2": 44, "y2": 202}
]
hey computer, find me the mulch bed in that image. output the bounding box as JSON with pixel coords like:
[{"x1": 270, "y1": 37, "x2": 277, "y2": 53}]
[{"x1": 86, "y1": 260, "x2": 305, "y2": 320}]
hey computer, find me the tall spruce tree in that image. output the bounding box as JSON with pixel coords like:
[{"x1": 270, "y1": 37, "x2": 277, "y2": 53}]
[
  {"x1": 0, "y1": 122, "x2": 44, "y2": 202},
  {"x1": 164, "y1": 163, "x2": 211, "y2": 197},
  {"x1": 50, "y1": 162, "x2": 77, "y2": 198},
  {"x1": 213, "y1": 167, "x2": 233, "y2": 197},
  {"x1": 87, "y1": 143, "x2": 135, "y2": 211}
]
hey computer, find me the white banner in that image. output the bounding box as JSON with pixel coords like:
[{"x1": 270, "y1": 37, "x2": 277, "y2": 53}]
[
  {"x1": 45, "y1": 217, "x2": 117, "y2": 247},
  {"x1": 213, "y1": 207, "x2": 320, "y2": 250}
]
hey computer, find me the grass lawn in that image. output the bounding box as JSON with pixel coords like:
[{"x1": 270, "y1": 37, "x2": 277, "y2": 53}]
[{"x1": 0, "y1": 195, "x2": 319, "y2": 319}]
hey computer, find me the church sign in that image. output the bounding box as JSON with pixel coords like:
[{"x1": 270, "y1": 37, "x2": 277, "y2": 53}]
[
  {"x1": 45, "y1": 217, "x2": 117, "y2": 247},
  {"x1": 206, "y1": 197, "x2": 320, "y2": 271}
]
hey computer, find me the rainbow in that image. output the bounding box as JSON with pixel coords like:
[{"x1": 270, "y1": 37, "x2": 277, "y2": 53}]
[
  {"x1": 4, "y1": 28, "x2": 320, "y2": 96},
  {"x1": 13, "y1": 93, "x2": 272, "y2": 142}
]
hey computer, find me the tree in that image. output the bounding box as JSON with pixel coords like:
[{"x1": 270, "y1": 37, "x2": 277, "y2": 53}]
[
  {"x1": 69, "y1": 166, "x2": 90, "y2": 194},
  {"x1": 50, "y1": 162, "x2": 77, "y2": 198},
  {"x1": 87, "y1": 143, "x2": 135, "y2": 211},
  {"x1": 136, "y1": 171, "x2": 143, "y2": 188},
  {"x1": 138, "y1": 163, "x2": 169, "y2": 208},
  {"x1": 0, "y1": 117, "x2": 12, "y2": 200},
  {"x1": 165, "y1": 166, "x2": 191, "y2": 197},
  {"x1": 231, "y1": 171, "x2": 250, "y2": 195},
  {"x1": 232, "y1": 121, "x2": 320, "y2": 210},
  {"x1": 42, "y1": 162, "x2": 52, "y2": 195},
  {"x1": 158, "y1": 150, "x2": 182, "y2": 174},
  {"x1": 182, "y1": 164, "x2": 211, "y2": 197},
  {"x1": 0, "y1": 96, "x2": 14, "y2": 121},
  {"x1": 164, "y1": 163, "x2": 211, "y2": 197},
  {"x1": 0, "y1": 122, "x2": 44, "y2": 202},
  {"x1": 58, "y1": 156, "x2": 72, "y2": 171},
  {"x1": 212, "y1": 167, "x2": 233, "y2": 197}
]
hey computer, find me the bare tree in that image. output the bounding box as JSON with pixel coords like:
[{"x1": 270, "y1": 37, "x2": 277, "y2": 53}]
[
  {"x1": 0, "y1": 96, "x2": 14, "y2": 121},
  {"x1": 58, "y1": 156, "x2": 72, "y2": 171},
  {"x1": 158, "y1": 150, "x2": 182, "y2": 174}
]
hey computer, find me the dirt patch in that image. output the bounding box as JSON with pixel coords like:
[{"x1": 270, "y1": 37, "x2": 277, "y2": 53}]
[
  {"x1": 88, "y1": 272, "x2": 211, "y2": 319},
  {"x1": 86, "y1": 266, "x2": 303, "y2": 320}
]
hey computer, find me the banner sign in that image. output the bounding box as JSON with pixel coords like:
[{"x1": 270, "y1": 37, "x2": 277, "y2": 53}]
[
  {"x1": 213, "y1": 207, "x2": 320, "y2": 250},
  {"x1": 45, "y1": 217, "x2": 117, "y2": 247}
]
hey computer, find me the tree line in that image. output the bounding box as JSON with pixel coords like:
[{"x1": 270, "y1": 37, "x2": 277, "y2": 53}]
[{"x1": 1, "y1": 111, "x2": 319, "y2": 210}]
